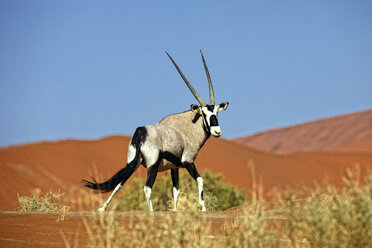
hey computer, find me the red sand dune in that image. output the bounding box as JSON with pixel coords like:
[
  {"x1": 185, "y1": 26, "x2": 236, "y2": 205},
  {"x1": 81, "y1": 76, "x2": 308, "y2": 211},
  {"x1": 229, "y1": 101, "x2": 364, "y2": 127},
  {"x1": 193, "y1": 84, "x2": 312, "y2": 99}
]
[
  {"x1": 1, "y1": 135, "x2": 371, "y2": 211},
  {"x1": 328, "y1": 136, "x2": 372, "y2": 153},
  {"x1": 233, "y1": 109, "x2": 372, "y2": 154},
  {"x1": 0, "y1": 136, "x2": 136, "y2": 210}
]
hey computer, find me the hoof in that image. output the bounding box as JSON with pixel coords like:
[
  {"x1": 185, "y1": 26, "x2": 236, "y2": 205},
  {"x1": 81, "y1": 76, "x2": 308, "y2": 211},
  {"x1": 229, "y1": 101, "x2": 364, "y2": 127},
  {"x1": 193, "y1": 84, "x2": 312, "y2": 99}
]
[
  {"x1": 97, "y1": 206, "x2": 106, "y2": 212},
  {"x1": 201, "y1": 206, "x2": 206, "y2": 211}
]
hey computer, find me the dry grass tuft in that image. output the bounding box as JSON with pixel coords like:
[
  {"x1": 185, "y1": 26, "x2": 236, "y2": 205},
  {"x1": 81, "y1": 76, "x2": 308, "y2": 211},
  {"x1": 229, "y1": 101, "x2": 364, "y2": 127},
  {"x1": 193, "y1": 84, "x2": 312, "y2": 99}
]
[
  {"x1": 74, "y1": 167, "x2": 372, "y2": 248},
  {"x1": 18, "y1": 189, "x2": 69, "y2": 221},
  {"x1": 83, "y1": 209, "x2": 213, "y2": 248},
  {"x1": 278, "y1": 167, "x2": 372, "y2": 248}
]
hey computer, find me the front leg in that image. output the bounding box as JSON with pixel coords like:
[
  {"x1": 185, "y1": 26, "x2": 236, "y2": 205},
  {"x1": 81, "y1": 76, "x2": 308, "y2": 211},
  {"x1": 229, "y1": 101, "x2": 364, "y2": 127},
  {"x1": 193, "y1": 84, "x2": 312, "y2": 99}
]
[
  {"x1": 185, "y1": 162, "x2": 206, "y2": 211},
  {"x1": 171, "y1": 168, "x2": 180, "y2": 211}
]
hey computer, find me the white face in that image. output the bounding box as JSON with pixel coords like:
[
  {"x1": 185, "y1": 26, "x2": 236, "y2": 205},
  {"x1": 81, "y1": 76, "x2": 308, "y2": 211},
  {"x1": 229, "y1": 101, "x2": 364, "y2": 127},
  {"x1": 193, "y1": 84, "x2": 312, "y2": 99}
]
[
  {"x1": 192, "y1": 102, "x2": 228, "y2": 137},
  {"x1": 201, "y1": 105, "x2": 221, "y2": 137}
]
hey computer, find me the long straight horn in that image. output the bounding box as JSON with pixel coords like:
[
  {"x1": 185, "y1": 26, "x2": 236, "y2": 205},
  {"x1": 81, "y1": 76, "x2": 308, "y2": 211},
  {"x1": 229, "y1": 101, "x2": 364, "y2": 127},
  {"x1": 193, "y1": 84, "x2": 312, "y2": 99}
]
[
  {"x1": 200, "y1": 50, "x2": 215, "y2": 105},
  {"x1": 166, "y1": 52, "x2": 206, "y2": 106}
]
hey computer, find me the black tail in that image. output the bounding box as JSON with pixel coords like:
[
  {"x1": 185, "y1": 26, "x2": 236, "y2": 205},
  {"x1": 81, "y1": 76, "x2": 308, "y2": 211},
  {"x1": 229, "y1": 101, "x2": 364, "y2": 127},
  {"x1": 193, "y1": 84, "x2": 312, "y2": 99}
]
[{"x1": 82, "y1": 145, "x2": 140, "y2": 193}]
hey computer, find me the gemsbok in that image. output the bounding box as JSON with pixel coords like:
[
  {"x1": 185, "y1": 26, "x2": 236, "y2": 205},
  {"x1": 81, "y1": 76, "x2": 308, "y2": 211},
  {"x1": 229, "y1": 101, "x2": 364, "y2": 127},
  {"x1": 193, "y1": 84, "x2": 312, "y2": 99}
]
[{"x1": 82, "y1": 50, "x2": 229, "y2": 211}]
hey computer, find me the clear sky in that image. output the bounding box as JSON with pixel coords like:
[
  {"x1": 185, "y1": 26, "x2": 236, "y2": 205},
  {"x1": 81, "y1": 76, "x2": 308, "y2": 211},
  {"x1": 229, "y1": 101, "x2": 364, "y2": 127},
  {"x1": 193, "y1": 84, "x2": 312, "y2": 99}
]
[{"x1": 1, "y1": 1, "x2": 371, "y2": 147}]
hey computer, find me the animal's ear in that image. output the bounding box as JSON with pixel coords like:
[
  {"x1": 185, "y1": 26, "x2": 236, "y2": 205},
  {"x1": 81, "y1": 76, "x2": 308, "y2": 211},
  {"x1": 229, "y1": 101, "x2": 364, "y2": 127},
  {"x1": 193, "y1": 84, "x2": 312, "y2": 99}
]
[
  {"x1": 217, "y1": 102, "x2": 229, "y2": 111},
  {"x1": 191, "y1": 104, "x2": 201, "y2": 114}
]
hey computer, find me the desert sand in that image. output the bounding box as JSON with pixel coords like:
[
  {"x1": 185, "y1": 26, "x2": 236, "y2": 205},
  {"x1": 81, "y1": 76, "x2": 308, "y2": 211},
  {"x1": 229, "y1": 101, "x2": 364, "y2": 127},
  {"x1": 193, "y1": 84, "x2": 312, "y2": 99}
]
[
  {"x1": 1, "y1": 110, "x2": 372, "y2": 247},
  {"x1": 233, "y1": 109, "x2": 372, "y2": 154}
]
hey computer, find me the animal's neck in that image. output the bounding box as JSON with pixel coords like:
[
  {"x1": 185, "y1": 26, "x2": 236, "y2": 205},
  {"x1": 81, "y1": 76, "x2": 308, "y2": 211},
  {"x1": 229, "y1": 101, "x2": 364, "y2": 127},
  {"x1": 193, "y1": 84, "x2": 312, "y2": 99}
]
[
  {"x1": 187, "y1": 111, "x2": 211, "y2": 148},
  {"x1": 157, "y1": 110, "x2": 210, "y2": 148}
]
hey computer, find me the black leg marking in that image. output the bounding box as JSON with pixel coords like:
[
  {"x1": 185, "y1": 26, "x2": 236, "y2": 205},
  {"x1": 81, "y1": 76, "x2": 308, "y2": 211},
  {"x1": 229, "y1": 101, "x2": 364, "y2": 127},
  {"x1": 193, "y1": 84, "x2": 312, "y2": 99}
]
[
  {"x1": 162, "y1": 151, "x2": 183, "y2": 167},
  {"x1": 171, "y1": 169, "x2": 179, "y2": 190},
  {"x1": 185, "y1": 162, "x2": 205, "y2": 210},
  {"x1": 145, "y1": 159, "x2": 160, "y2": 188},
  {"x1": 185, "y1": 162, "x2": 201, "y2": 180},
  {"x1": 201, "y1": 190, "x2": 204, "y2": 201}
]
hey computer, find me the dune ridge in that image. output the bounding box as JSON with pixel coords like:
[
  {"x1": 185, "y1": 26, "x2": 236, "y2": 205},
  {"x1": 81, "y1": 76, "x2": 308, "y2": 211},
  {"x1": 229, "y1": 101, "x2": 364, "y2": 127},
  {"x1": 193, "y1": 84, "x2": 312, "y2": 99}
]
[{"x1": 233, "y1": 109, "x2": 372, "y2": 154}]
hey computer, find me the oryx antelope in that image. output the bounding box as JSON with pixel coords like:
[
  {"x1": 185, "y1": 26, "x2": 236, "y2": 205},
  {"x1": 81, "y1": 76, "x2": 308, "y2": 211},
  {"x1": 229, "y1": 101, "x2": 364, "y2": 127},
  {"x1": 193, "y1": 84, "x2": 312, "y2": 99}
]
[{"x1": 82, "y1": 51, "x2": 229, "y2": 211}]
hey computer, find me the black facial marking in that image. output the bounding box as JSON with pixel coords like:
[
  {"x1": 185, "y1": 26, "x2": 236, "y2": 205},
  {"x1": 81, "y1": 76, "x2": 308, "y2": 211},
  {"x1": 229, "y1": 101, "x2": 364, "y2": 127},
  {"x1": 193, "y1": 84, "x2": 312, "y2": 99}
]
[
  {"x1": 201, "y1": 112, "x2": 211, "y2": 133},
  {"x1": 202, "y1": 111, "x2": 207, "y2": 120},
  {"x1": 131, "y1": 127, "x2": 147, "y2": 147},
  {"x1": 209, "y1": 115, "x2": 219, "y2": 127},
  {"x1": 206, "y1": 105, "x2": 215, "y2": 112}
]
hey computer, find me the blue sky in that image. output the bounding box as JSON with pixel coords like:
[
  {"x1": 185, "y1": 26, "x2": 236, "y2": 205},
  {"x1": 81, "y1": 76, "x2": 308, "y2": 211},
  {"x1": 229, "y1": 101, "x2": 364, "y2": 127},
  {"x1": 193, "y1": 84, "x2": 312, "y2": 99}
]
[{"x1": 1, "y1": 1, "x2": 371, "y2": 147}]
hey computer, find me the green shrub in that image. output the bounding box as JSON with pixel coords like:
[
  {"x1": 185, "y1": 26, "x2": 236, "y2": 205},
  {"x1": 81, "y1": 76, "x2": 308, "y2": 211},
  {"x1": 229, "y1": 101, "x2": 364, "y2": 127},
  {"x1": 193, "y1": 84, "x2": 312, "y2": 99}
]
[
  {"x1": 112, "y1": 170, "x2": 247, "y2": 211},
  {"x1": 75, "y1": 167, "x2": 372, "y2": 248}
]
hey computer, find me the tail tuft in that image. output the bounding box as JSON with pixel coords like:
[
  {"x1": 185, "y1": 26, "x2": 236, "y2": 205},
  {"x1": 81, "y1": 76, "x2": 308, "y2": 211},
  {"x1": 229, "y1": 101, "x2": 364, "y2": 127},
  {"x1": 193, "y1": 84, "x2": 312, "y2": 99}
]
[
  {"x1": 82, "y1": 171, "x2": 124, "y2": 193},
  {"x1": 82, "y1": 145, "x2": 140, "y2": 193},
  {"x1": 82, "y1": 177, "x2": 114, "y2": 193}
]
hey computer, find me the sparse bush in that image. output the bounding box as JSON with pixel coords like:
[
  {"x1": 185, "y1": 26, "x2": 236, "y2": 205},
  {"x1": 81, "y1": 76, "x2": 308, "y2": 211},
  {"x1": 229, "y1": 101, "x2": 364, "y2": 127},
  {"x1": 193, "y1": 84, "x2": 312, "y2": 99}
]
[
  {"x1": 84, "y1": 206, "x2": 125, "y2": 248},
  {"x1": 220, "y1": 202, "x2": 280, "y2": 248},
  {"x1": 112, "y1": 170, "x2": 247, "y2": 211},
  {"x1": 78, "y1": 167, "x2": 372, "y2": 248},
  {"x1": 18, "y1": 189, "x2": 69, "y2": 220},
  {"x1": 84, "y1": 209, "x2": 213, "y2": 248},
  {"x1": 280, "y1": 168, "x2": 372, "y2": 248}
]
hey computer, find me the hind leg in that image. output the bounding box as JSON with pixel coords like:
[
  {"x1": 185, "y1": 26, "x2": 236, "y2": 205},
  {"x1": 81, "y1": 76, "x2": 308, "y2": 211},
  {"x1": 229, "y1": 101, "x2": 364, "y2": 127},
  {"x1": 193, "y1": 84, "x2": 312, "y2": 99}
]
[
  {"x1": 97, "y1": 145, "x2": 140, "y2": 212},
  {"x1": 143, "y1": 160, "x2": 160, "y2": 211},
  {"x1": 97, "y1": 181, "x2": 124, "y2": 212},
  {"x1": 171, "y1": 169, "x2": 180, "y2": 211},
  {"x1": 139, "y1": 126, "x2": 162, "y2": 211}
]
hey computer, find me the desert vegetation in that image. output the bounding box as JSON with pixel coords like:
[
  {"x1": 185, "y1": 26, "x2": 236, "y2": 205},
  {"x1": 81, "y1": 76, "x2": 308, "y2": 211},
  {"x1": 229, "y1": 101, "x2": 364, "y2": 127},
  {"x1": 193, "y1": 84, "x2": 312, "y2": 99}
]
[
  {"x1": 18, "y1": 189, "x2": 69, "y2": 221},
  {"x1": 111, "y1": 170, "x2": 247, "y2": 211},
  {"x1": 277, "y1": 168, "x2": 372, "y2": 248},
  {"x1": 67, "y1": 167, "x2": 372, "y2": 248},
  {"x1": 17, "y1": 168, "x2": 372, "y2": 248}
]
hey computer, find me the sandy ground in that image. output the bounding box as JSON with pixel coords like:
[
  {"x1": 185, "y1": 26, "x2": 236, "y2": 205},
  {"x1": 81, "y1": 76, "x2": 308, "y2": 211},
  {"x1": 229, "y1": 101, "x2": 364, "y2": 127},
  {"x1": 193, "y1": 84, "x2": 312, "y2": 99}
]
[{"x1": 0, "y1": 210, "x2": 241, "y2": 248}]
